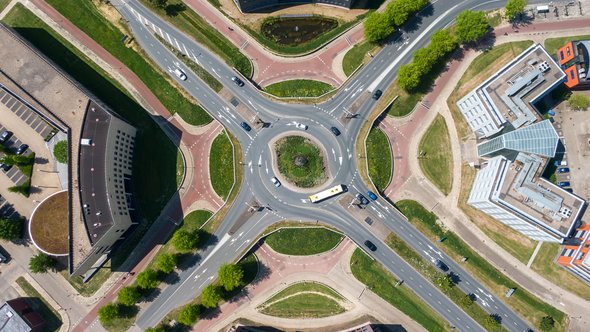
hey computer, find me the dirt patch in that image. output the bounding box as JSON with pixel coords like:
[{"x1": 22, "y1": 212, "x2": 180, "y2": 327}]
[{"x1": 30, "y1": 191, "x2": 69, "y2": 255}]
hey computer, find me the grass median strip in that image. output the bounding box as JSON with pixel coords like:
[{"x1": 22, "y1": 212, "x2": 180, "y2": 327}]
[
  {"x1": 264, "y1": 282, "x2": 344, "y2": 303},
  {"x1": 350, "y1": 249, "x2": 450, "y2": 331},
  {"x1": 265, "y1": 227, "x2": 342, "y2": 255},
  {"x1": 366, "y1": 126, "x2": 392, "y2": 192},
  {"x1": 45, "y1": 0, "x2": 212, "y2": 126},
  {"x1": 265, "y1": 79, "x2": 334, "y2": 98},
  {"x1": 210, "y1": 130, "x2": 234, "y2": 200},
  {"x1": 343, "y1": 41, "x2": 379, "y2": 76},
  {"x1": 396, "y1": 199, "x2": 568, "y2": 331},
  {"x1": 259, "y1": 293, "x2": 345, "y2": 318},
  {"x1": 418, "y1": 114, "x2": 453, "y2": 195}
]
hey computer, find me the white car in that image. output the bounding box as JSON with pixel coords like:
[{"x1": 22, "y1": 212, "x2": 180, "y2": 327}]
[
  {"x1": 173, "y1": 68, "x2": 187, "y2": 81},
  {"x1": 270, "y1": 177, "x2": 281, "y2": 187},
  {"x1": 295, "y1": 122, "x2": 308, "y2": 130}
]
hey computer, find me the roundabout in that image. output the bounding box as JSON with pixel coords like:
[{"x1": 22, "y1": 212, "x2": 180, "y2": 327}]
[{"x1": 275, "y1": 135, "x2": 327, "y2": 188}]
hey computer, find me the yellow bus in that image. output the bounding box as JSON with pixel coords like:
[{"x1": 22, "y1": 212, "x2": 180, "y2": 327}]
[{"x1": 309, "y1": 185, "x2": 345, "y2": 203}]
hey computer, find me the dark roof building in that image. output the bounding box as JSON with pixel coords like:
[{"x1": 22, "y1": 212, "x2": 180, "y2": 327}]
[
  {"x1": 233, "y1": 0, "x2": 356, "y2": 12},
  {"x1": 0, "y1": 299, "x2": 45, "y2": 332},
  {"x1": 557, "y1": 40, "x2": 590, "y2": 89}
]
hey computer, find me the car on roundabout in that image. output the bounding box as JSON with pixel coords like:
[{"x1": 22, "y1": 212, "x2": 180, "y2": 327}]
[
  {"x1": 240, "y1": 122, "x2": 251, "y2": 132},
  {"x1": 367, "y1": 190, "x2": 378, "y2": 200},
  {"x1": 295, "y1": 122, "x2": 308, "y2": 130},
  {"x1": 270, "y1": 177, "x2": 281, "y2": 187},
  {"x1": 330, "y1": 126, "x2": 341, "y2": 136}
]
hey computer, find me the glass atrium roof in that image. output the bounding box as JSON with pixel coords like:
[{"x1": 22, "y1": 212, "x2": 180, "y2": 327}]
[{"x1": 478, "y1": 120, "x2": 559, "y2": 158}]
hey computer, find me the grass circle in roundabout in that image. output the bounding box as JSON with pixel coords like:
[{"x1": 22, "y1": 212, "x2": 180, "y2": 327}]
[{"x1": 275, "y1": 136, "x2": 326, "y2": 188}]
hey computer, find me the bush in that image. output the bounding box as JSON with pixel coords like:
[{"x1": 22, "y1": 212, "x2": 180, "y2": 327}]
[
  {"x1": 539, "y1": 315, "x2": 555, "y2": 331},
  {"x1": 117, "y1": 286, "x2": 141, "y2": 306},
  {"x1": 178, "y1": 303, "x2": 200, "y2": 326},
  {"x1": 29, "y1": 253, "x2": 56, "y2": 273},
  {"x1": 201, "y1": 284, "x2": 221, "y2": 308},
  {"x1": 0, "y1": 218, "x2": 23, "y2": 240},
  {"x1": 136, "y1": 268, "x2": 160, "y2": 289},
  {"x1": 171, "y1": 229, "x2": 199, "y2": 252},
  {"x1": 568, "y1": 93, "x2": 590, "y2": 111},
  {"x1": 53, "y1": 140, "x2": 68, "y2": 164},
  {"x1": 155, "y1": 253, "x2": 178, "y2": 274},
  {"x1": 218, "y1": 263, "x2": 243, "y2": 292},
  {"x1": 98, "y1": 303, "x2": 119, "y2": 325}
]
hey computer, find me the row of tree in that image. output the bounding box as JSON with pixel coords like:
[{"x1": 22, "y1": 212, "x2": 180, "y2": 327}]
[{"x1": 364, "y1": 0, "x2": 429, "y2": 42}]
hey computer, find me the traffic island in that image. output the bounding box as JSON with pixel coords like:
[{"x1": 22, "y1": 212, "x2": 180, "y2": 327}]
[{"x1": 275, "y1": 135, "x2": 327, "y2": 188}]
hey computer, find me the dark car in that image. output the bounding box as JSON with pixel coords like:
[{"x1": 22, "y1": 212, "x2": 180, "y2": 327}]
[
  {"x1": 557, "y1": 167, "x2": 570, "y2": 173},
  {"x1": 356, "y1": 193, "x2": 369, "y2": 205},
  {"x1": 15, "y1": 144, "x2": 28, "y2": 155},
  {"x1": 558, "y1": 181, "x2": 571, "y2": 187},
  {"x1": 367, "y1": 190, "x2": 378, "y2": 200},
  {"x1": 231, "y1": 76, "x2": 245, "y2": 87},
  {"x1": 372, "y1": 89, "x2": 383, "y2": 100},
  {"x1": 0, "y1": 131, "x2": 12, "y2": 144},
  {"x1": 0, "y1": 163, "x2": 12, "y2": 172},
  {"x1": 435, "y1": 260, "x2": 449, "y2": 272},
  {"x1": 364, "y1": 240, "x2": 377, "y2": 252},
  {"x1": 330, "y1": 126, "x2": 341, "y2": 136},
  {"x1": 240, "y1": 122, "x2": 251, "y2": 132}
]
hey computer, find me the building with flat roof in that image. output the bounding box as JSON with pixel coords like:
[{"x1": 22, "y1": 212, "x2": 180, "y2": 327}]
[
  {"x1": 457, "y1": 44, "x2": 565, "y2": 138},
  {"x1": 232, "y1": 0, "x2": 355, "y2": 12},
  {"x1": 557, "y1": 40, "x2": 590, "y2": 89},
  {"x1": 557, "y1": 224, "x2": 590, "y2": 283},
  {"x1": 477, "y1": 119, "x2": 559, "y2": 158},
  {"x1": 0, "y1": 24, "x2": 137, "y2": 280},
  {"x1": 0, "y1": 299, "x2": 45, "y2": 332},
  {"x1": 468, "y1": 154, "x2": 585, "y2": 243}
]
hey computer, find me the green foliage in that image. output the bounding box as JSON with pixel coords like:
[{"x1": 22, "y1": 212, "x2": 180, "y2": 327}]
[
  {"x1": 434, "y1": 273, "x2": 455, "y2": 292},
  {"x1": 366, "y1": 127, "x2": 392, "y2": 192},
  {"x1": 155, "y1": 253, "x2": 178, "y2": 274},
  {"x1": 539, "y1": 315, "x2": 555, "y2": 331},
  {"x1": 98, "y1": 303, "x2": 119, "y2": 325},
  {"x1": 28, "y1": 253, "x2": 56, "y2": 273},
  {"x1": 430, "y1": 30, "x2": 458, "y2": 56},
  {"x1": 0, "y1": 218, "x2": 23, "y2": 240},
  {"x1": 364, "y1": 12, "x2": 394, "y2": 42},
  {"x1": 136, "y1": 269, "x2": 160, "y2": 289},
  {"x1": 455, "y1": 10, "x2": 490, "y2": 44},
  {"x1": 397, "y1": 63, "x2": 421, "y2": 91},
  {"x1": 148, "y1": 0, "x2": 167, "y2": 9},
  {"x1": 117, "y1": 286, "x2": 141, "y2": 306},
  {"x1": 0, "y1": 154, "x2": 33, "y2": 166},
  {"x1": 483, "y1": 314, "x2": 500, "y2": 329},
  {"x1": 8, "y1": 183, "x2": 30, "y2": 196},
  {"x1": 171, "y1": 229, "x2": 199, "y2": 252},
  {"x1": 505, "y1": 0, "x2": 527, "y2": 21},
  {"x1": 145, "y1": 326, "x2": 167, "y2": 332},
  {"x1": 201, "y1": 284, "x2": 221, "y2": 308},
  {"x1": 218, "y1": 264, "x2": 243, "y2": 292},
  {"x1": 53, "y1": 140, "x2": 68, "y2": 164},
  {"x1": 178, "y1": 303, "x2": 200, "y2": 326},
  {"x1": 568, "y1": 93, "x2": 590, "y2": 111},
  {"x1": 460, "y1": 293, "x2": 475, "y2": 307}
]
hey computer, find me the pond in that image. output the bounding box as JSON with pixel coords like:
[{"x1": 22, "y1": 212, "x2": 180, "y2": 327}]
[{"x1": 261, "y1": 16, "x2": 338, "y2": 46}]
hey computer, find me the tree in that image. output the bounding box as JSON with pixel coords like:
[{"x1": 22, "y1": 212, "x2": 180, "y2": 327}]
[
  {"x1": 117, "y1": 286, "x2": 141, "y2": 306},
  {"x1": 505, "y1": 0, "x2": 527, "y2": 21},
  {"x1": 53, "y1": 141, "x2": 68, "y2": 164},
  {"x1": 171, "y1": 229, "x2": 199, "y2": 252},
  {"x1": 29, "y1": 253, "x2": 56, "y2": 273},
  {"x1": 145, "y1": 326, "x2": 167, "y2": 332},
  {"x1": 429, "y1": 29, "x2": 458, "y2": 57},
  {"x1": 568, "y1": 93, "x2": 590, "y2": 111},
  {"x1": 364, "y1": 12, "x2": 395, "y2": 43},
  {"x1": 218, "y1": 264, "x2": 244, "y2": 292},
  {"x1": 459, "y1": 293, "x2": 475, "y2": 307},
  {"x1": 539, "y1": 315, "x2": 555, "y2": 331},
  {"x1": 136, "y1": 268, "x2": 160, "y2": 289},
  {"x1": 483, "y1": 314, "x2": 500, "y2": 329},
  {"x1": 385, "y1": 1, "x2": 410, "y2": 26},
  {"x1": 397, "y1": 63, "x2": 422, "y2": 91},
  {"x1": 98, "y1": 303, "x2": 119, "y2": 325},
  {"x1": 156, "y1": 253, "x2": 178, "y2": 274},
  {"x1": 434, "y1": 273, "x2": 455, "y2": 292},
  {"x1": 201, "y1": 284, "x2": 221, "y2": 308},
  {"x1": 455, "y1": 10, "x2": 490, "y2": 44},
  {"x1": 148, "y1": 0, "x2": 168, "y2": 8},
  {"x1": 0, "y1": 218, "x2": 23, "y2": 240},
  {"x1": 178, "y1": 303, "x2": 200, "y2": 326},
  {"x1": 0, "y1": 154, "x2": 34, "y2": 166}
]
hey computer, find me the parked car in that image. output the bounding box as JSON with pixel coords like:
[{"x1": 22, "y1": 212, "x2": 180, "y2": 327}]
[
  {"x1": 0, "y1": 131, "x2": 12, "y2": 144},
  {"x1": 231, "y1": 76, "x2": 245, "y2": 87},
  {"x1": 0, "y1": 252, "x2": 6, "y2": 264},
  {"x1": 173, "y1": 68, "x2": 187, "y2": 81},
  {"x1": 0, "y1": 163, "x2": 12, "y2": 172},
  {"x1": 435, "y1": 260, "x2": 449, "y2": 272},
  {"x1": 558, "y1": 181, "x2": 571, "y2": 187},
  {"x1": 240, "y1": 122, "x2": 251, "y2": 132},
  {"x1": 270, "y1": 177, "x2": 281, "y2": 187},
  {"x1": 364, "y1": 240, "x2": 377, "y2": 252},
  {"x1": 356, "y1": 193, "x2": 369, "y2": 205},
  {"x1": 554, "y1": 160, "x2": 568, "y2": 167},
  {"x1": 557, "y1": 167, "x2": 570, "y2": 173},
  {"x1": 372, "y1": 89, "x2": 383, "y2": 100},
  {"x1": 295, "y1": 122, "x2": 308, "y2": 130},
  {"x1": 367, "y1": 190, "x2": 378, "y2": 200},
  {"x1": 15, "y1": 144, "x2": 28, "y2": 155},
  {"x1": 330, "y1": 126, "x2": 341, "y2": 136}
]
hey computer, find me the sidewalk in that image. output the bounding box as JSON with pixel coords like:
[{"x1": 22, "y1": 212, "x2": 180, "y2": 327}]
[{"x1": 380, "y1": 18, "x2": 590, "y2": 331}]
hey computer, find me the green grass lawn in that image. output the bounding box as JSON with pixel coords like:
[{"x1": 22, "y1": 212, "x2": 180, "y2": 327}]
[
  {"x1": 545, "y1": 35, "x2": 590, "y2": 58},
  {"x1": 238, "y1": 252, "x2": 258, "y2": 285},
  {"x1": 182, "y1": 210, "x2": 213, "y2": 231},
  {"x1": 0, "y1": 0, "x2": 11, "y2": 12},
  {"x1": 45, "y1": 0, "x2": 212, "y2": 126},
  {"x1": 176, "y1": 149, "x2": 185, "y2": 188},
  {"x1": 15, "y1": 277, "x2": 62, "y2": 331},
  {"x1": 343, "y1": 41, "x2": 379, "y2": 76},
  {"x1": 265, "y1": 227, "x2": 342, "y2": 255},
  {"x1": 532, "y1": 242, "x2": 590, "y2": 301},
  {"x1": 350, "y1": 249, "x2": 450, "y2": 331},
  {"x1": 366, "y1": 127, "x2": 392, "y2": 192},
  {"x1": 60, "y1": 265, "x2": 112, "y2": 297},
  {"x1": 265, "y1": 79, "x2": 334, "y2": 98},
  {"x1": 2, "y1": 5, "x2": 180, "y2": 272},
  {"x1": 395, "y1": 200, "x2": 567, "y2": 331},
  {"x1": 259, "y1": 293, "x2": 345, "y2": 318},
  {"x1": 138, "y1": 0, "x2": 251, "y2": 77},
  {"x1": 276, "y1": 136, "x2": 326, "y2": 187},
  {"x1": 210, "y1": 130, "x2": 234, "y2": 200},
  {"x1": 382, "y1": 83, "x2": 424, "y2": 117},
  {"x1": 264, "y1": 282, "x2": 344, "y2": 303},
  {"x1": 418, "y1": 115, "x2": 453, "y2": 195}
]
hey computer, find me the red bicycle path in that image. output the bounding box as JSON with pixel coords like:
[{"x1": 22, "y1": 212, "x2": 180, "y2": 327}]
[
  {"x1": 28, "y1": 1, "x2": 223, "y2": 331},
  {"x1": 184, "y1": 0, "x2": 365, "y2": 87},
  {"x1": 380, "y1": 17, "x2": 590, "y2": 197}
]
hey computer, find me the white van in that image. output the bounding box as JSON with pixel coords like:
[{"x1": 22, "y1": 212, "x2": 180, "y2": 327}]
[{"x1": 173, "y1": 68, "x2": 187, "y2": 81}]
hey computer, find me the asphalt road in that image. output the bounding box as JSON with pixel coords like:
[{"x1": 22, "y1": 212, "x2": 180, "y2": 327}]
[{"x1": 109, "y1": 0, "x2": 544, "y2": 331}]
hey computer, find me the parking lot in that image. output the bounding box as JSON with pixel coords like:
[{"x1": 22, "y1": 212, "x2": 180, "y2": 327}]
[
  {"x1": 0, "y1": 124, "x2": 31, "y2": 186},
  {"x1": 0, "y1": 87, "x2": 56, "y2": 140},
  {"x1": 0, "y1": 195, "x2": 19, "y2": 220}
]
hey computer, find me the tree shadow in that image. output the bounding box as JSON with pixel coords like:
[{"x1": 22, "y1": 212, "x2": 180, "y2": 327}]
[
  {"x1": 140, "y1": 287, "x2": 162, "y2": 302},
  {"x1": 118, "y1": 304, "x2": 139, "y2": 319},
  {"x1": 251, "y1": 260, "x2": 272, "y2": 286},
  {"x1": 162, "y1": 270, "x2": 181, "y2": 285},
  {"x1": 448, "y1": 271, "x2": 461, "y2": 285},
  {"x1": 34, "y1": 156, "x2": 49, "y2": 165},
  {"x1": 462, "y1": 30, "x2": 497, "y2": 53},
  {"x1": 176, "y1": 252, "x2": 202, "y2": 271},
  {"x1": 165, "y1": 3, "x2": 186, "y2": 17}
]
